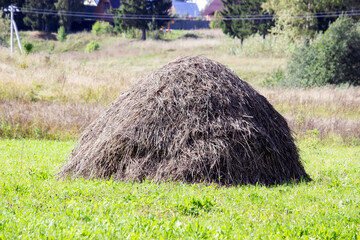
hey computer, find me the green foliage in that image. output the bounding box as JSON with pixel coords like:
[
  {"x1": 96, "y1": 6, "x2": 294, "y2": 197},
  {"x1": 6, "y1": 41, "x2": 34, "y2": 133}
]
[
  {"x1": 57, "y1": 26, "x2": 66, "y2": 42},
  {"x1": 0, "y1": 0, "x2": 27, "y2": 30},
  {"x1": 176, "y1": 197, "x2": 214, "y2": 216},
  {"x1": 221, "y1": 0, "x2": 272, "y2": 41},
  {"x1": 23, "y1": 41, "x2": 33, "y2": 54},
  {"x1": 23, "y1": 0, "x2": 58, "y2": 31},
  {"x1": 209, "y1": 11, "x2": 222, "y2": 29},
  {"x1": 91, "y1": 21, "x2": 114, "y2": 36},
  {"x1": 115, "y1": 0, "x2": 172, "y2": 40},
  {"x1": 284, "y1": 16, "x2": 360, "y2": 87},
  {"x1": 85, "y1": 40, "x2": 99, "y2": 53},
  {"x1": 0, "y1": 138, "x2": 360, "y2": 238},
  {"x1": 55, "y1": 0, "x2": 83, "y2": 31},
  {"x1": 147, "y1": 30, "x2": 164, "y2": 40},
  {"x1": 262, "y1": 0, "x2": 360, "y2": 40},
  {"x1": 262, "y1": 68, "x2": 284, "y2": 87},
  {"x1": 0, "y1": 11, "x2": 10, "y2": 47}
]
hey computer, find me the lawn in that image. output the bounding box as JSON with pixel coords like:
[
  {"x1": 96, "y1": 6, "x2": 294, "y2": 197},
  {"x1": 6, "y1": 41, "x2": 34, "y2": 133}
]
[{"x1": 0, "y1": 138, "x2": 359, "y2": 239}]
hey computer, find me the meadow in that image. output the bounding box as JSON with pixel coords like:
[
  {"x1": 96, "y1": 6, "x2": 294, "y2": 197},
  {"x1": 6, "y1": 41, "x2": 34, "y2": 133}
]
[
  {"x1": 0, "y1": 138, "x2": 359, "y2": 239},
  {"x1": 0, "y1": 29, "x2": 360, "y2": 238}
]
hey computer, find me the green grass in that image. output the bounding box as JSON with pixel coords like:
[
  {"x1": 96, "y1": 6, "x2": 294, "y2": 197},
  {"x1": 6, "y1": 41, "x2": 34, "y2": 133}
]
[{"x1": 0, "y1": 139, "x2": 359, "y2": 239}]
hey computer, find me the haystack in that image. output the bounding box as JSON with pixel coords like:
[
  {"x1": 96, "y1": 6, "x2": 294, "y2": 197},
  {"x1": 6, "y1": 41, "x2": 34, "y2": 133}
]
[{"x1": 59, "y1": 56, "x2": 309, "y2": 185}]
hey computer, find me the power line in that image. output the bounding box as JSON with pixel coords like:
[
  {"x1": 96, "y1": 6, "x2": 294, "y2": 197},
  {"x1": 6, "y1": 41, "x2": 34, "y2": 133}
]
[
  {"x1": 12, "y1": 7, "x2": 360, "y2": 21},
  {"x1": 19, "y1": 7, "x2": 360, "y2": 17}
]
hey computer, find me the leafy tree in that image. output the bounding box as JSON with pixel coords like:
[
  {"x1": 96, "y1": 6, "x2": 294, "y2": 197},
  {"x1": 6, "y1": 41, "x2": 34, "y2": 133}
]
[
  {"x1": 0, "y1": 0, "x2": 27, "y2": 30},
  {"x1": 221, "y1": 0, "x2": 272, "y2": 42},
  {"x1": 262, "y1": 0, "x2": 360, "y2": 40},
  {"x1": 315, "y1": 0, "x2": 360, "y2": 32},
  {"x1": 115, "y1": 0, "x2": 172, "y2": 40},
  {"x1": 0, "y1": 10, "x2": 10, "y2": 46},
  {"x1": 56, "y1": 0, "x2": 83, "y2": 31},
  {"x1": 262, "y1": 0, "x2": 316, "y2": 40},
  {"x1": 23, "y1": 0, "x2": 58, "y2": 31}
]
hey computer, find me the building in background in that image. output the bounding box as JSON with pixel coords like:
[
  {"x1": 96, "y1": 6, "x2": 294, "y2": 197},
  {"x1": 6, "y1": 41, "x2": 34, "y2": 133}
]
[
  {"x1": 84, "y1": 0, "x2": 99, "y2": 6},
  {"x1": 94, "y1": 0, "x2": 120, "y2": 22},
  {"x1": 202, "y1": 0, "x2": 223, "y2": 20},
  {"x1": 171, "y1": 0, "x2": 201, "y2": 18}
]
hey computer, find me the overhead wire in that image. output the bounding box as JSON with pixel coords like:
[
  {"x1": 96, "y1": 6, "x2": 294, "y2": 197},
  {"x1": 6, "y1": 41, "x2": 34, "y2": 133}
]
[{"x1": 12, "y1": 7, "x2": 360, "y2": 21}]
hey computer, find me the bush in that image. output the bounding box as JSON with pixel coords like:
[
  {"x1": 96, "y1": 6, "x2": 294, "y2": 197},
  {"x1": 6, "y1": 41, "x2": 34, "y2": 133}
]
[
  {"x1": 91, "y1": 21, "x2": 114, "y2": 35},
  {"x1": 85, "y1": 41, "x2": 99, "y2": 53},
  {"x1": 148, "y1": 30, "x2": 164, "y2": 40},
  {"x1": 23, "y1": 42, "x2": 34, "y2": 54},
  {"x1": 57, "y1": 26, "x2": 67, "y2": 42},
  {"x1": 0, "y1": 12, "x2": 10, "y2": 47},
  {"x1": 283, "y1": 16, "x2": 360, "y2": 87}
]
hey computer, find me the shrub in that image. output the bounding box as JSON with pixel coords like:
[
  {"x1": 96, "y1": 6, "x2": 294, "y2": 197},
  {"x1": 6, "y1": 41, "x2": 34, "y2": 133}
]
[
  {"x1": 148, "y1": 30, "x2": 164, "y2": 40},
  {"x1": 209, "y1": 11, "x2": 222, "y2": 29},
  {"x1": 85, "y1": 41, "x2": 99, "y2": 53},
  {"x1": 91, "y1": 21, "x2": 113, "y2": 35},
  {"x1": 284, "y1": 16, "x2": 360, "y2": 87},
  {"x1": 262, "y1": 68, "x2": 285, "y2": 87},
  {"x1": 57, "y1": 26, "x2": 67, "y2": 42},
  {"x1": 23, "y1": 42, "x2": 34, "y2": 54}
]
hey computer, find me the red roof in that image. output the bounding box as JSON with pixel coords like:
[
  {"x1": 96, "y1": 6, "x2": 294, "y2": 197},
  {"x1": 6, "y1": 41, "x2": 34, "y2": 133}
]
[{"x1": 202, "y1": 0, "x2": 223, "y2": 16}]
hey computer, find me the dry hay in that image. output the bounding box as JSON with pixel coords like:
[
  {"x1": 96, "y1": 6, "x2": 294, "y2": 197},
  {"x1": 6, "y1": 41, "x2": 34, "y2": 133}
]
[{"x1": 59, "y1": 56, "x2": 310, "y2": 185}]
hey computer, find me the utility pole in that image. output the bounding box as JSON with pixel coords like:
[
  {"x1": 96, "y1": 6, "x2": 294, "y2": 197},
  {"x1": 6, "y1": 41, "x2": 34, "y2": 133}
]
[{"x1": 5, "y1": 5, "x2": 23, "y2": 54}]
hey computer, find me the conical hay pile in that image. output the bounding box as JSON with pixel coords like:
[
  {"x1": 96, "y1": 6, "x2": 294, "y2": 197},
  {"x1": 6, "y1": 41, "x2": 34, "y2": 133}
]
[{"x1": 59, "y1": 56, "x2": 310, "y2": 185}]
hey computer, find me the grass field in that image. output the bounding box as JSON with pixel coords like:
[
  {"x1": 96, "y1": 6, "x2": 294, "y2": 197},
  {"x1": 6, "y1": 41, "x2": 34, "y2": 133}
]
[
  {"x1": 0, "y1": 138, "x2": 359, "y2": 239},
  {"x1": 1, "y1": 29, "x2": 360, "y2": 239},
  {"x1": 1, "y1": 30, "x2": 359, "y2": 141}
]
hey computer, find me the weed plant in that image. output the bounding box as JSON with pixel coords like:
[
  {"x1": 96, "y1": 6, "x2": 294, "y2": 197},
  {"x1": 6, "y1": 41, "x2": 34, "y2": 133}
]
[
  {"x1": 85, "y1": 41, "x2": 100, "y2": 53},
  {"x1": 23, "y1": 42, "x2": 34, "y2": 54}
]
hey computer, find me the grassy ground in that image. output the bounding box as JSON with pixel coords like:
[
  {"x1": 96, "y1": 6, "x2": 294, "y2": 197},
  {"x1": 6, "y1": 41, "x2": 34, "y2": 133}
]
[
  {"x1": 1, "y1": 29, "x2": 359, "y2": 142},
  {"x1": 1, "y1": 29, "x2": 359, "y2": 239},
  {"x1": 0, "y1": 138, "x2": 359, "y2": 239}
]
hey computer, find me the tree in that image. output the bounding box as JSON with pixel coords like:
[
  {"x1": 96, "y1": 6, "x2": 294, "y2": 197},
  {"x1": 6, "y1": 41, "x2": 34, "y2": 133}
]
[
  {"x1": 115, "y1": 0, "x2": 172, "y2": 40},
  {"x1": 56, "y1": 0, "x2": 83, "y2": 31},
  {"x1": 0, "y1": 10, "x2": 10, "y2": 46},
  {"x1": 0, "y1": 0, "x2": 27, "y2": 30},
  {"x1": 23, "y1": 0, "x2": 58, "y2": 31},
  {"x1": 262, "y1": 0, "x2": 360, "y2": 40},
  {"x1": 221, "y1": 0, "x2": 272, "y2": 42},
  {"x1": 315, "y1": 0, "x2": 360, "y2": 32}
]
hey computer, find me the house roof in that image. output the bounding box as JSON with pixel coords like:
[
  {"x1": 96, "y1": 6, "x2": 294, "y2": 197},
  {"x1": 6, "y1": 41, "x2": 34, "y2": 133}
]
[
  {"x1": 202, "y1": 0, "x2": 223, "y2": 16},
  {"x1": 83, "y1": 0, "x2": 99, "y2": 6},
  {"x1": 172, "y1": 0, "x2": 200, "y2": 17}
]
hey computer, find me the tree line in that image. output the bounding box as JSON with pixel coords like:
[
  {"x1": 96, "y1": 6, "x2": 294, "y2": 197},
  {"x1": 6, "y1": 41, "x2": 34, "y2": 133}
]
[
  {"x1": 0, "y1": 0, "x2": 83, "y2": 32},
  {"x1": 1, "y1": 0, "x2": 359, "y2": 41},
  {"x1": 220, "y1": 0, "x2": 360, "y2": 41}
]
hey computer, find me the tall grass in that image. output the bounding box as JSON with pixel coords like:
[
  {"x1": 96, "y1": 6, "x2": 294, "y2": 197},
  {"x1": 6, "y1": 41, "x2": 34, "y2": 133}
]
[
  {"x1": 223, "y1": 33, "x2": 297, "y2": 58},
  {"x1": 0, "y1": 29, "x2": 359, "y2": 143}
]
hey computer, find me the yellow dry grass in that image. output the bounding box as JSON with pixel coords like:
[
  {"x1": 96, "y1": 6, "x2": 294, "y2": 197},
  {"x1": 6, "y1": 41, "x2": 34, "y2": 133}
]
[{"x1": 0, "y1": 29, "x2": 359, "y2": 141}]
